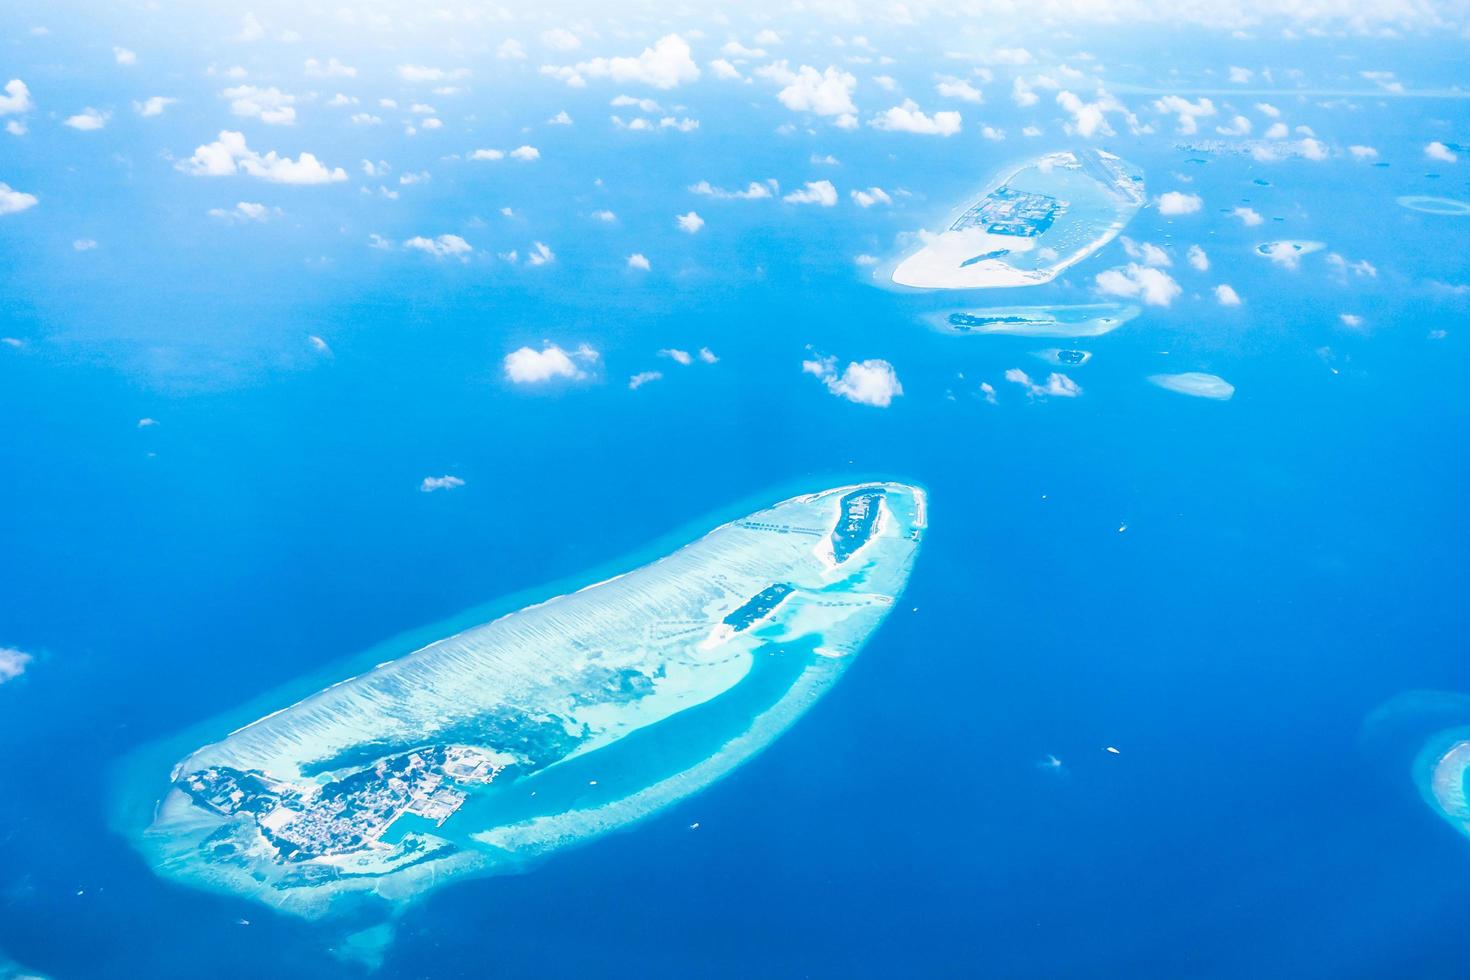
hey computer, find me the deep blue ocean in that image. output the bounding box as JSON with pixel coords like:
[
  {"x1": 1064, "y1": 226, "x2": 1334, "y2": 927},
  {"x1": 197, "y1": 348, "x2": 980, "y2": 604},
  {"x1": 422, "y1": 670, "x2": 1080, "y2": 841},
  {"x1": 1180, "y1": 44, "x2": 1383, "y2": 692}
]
[{"x1": 3, "y1": 11, "x2": 1470, "y2": 978}]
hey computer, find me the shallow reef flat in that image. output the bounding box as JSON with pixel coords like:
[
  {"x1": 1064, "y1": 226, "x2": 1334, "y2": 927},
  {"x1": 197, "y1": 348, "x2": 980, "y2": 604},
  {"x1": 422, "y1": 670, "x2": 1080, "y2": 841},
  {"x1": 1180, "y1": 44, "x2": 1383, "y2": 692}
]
[
  {"x1": 119, "y1": 484, "x2": 926, "y2": 921},
  {"x1": 926, "y1": 302, "x2": 1139, "y2": 338},
  {"x1": 892, "y1": 149, "x2": 1145, "y2": 290}
]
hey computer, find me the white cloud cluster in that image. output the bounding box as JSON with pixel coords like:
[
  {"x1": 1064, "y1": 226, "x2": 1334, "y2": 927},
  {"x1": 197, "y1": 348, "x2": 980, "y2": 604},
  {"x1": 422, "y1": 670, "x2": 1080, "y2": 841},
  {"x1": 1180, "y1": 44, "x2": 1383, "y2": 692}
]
[
  {"x1": 690, "y1": 179, "x2": 775, "y2": 199},
  {"x1": 0, "y1": 79, "x2": 33, "y2": 116},
  {"x1": 547, "y1": 34, "x2": 699, "y2": 90},
  {"x1": 759, "y1": 63, "x2": 857, "y2": 126},
  {"x1": 784, "y1": 180, "x2": 838, "y2": 206},
  {"x1": 802, "y1": 354, "x2": 903, "y2": 407},
  {"x1": 404, "y1": 234, "x2": 472, "y2": 259},
  {"x1": 0, "y1": 647, "x2": 31, "y2": 685},
  {"x1": 178, "y1": 131, "x2": 347, "y2": 184},
  {"x1": 851, "y1": 186, "x2": 892, "y2": 207},
  {"x1": 1095, "y1": 263, "x2": 1182, "y2": 306},
  {"x1": 1005, "y1": 368, "x2": 1082, "y2": 398},
  {"x1": 223, "y1": 85, "x2": 296, "y2": 125},
  {"x1": 676, "y1": 210, "x2": 704, "y2": 233},
  {"x1": 504, "y1": 342, "x2": 598, "y2": 383},
  {"x1": 0, "y1": 182, "x2": 38, "y2": 216},
  {"x1": 64, "y1": 108, "x2": 109, "y2": 131},
  {"x1": 869, "y1": 100, "x2": 961, "y2": 136},
  {"x1": 1156, "y1": 191, "x2": 1203, "y2": 215},
  {"x1": 420, "y1": 475, "x2": 465, "y2": 492},
  {"x1": 1056, "y1": 90, "x2": 1126, "y2": 138},
  {"x1": 1152, "y1": 95, "x2": 1216, "y2": 134}
]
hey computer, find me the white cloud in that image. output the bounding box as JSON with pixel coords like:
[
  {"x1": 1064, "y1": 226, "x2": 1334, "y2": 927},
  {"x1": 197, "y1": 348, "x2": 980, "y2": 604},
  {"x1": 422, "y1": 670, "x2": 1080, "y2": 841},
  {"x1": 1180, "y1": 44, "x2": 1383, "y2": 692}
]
[
  {"x1": 542, "y1": 28, "x2": 582, "y2": 51},
  {"x1": 527, "y1": 241, "x2": 555, "y2": 266},
  {"x1": 1187, "y1": 245, "x2": 1209, "y2": 271},
  {"x1": 784, "y1": 180, "x2": 838, "y2": 206},
  {"x1": 208, "y1": 201, "x2": 278, "y2": 222},
  {"x1": 548, "y1": 110, "x2": 573, "y2": 125},
  {"x1": 178, "y1": 131, "x2": 347, "y2": 184},
  {"x1": 1005, "y1": 368, "x2": 1082, "y2": 398},
  {"x1": 690, "y1": 179, "x2": 775, "y2": 200},
  {"x1": 628, "y1": 370, "x2": 662, "y2": 390},
  {"x1": 1349, "y1": 144, "x2": 1379, "y2": 160},
  {"x1": 591, "y1": 209, "x2": 616, "y2": 221},
  {"x1": 1340, "y1": 313, "x2": 1364, "y2": 328},
  {"x1": 114, "y1": 46, "x2": 137, "y2": 66},
  {"x1": 64, "y1": 108, "x2": 109, "y2": 131},
  {"x1": 305, "y1": 57, "x2": 355, "y2": 78},
  {"x1": 73, "y1": 238, "x2": 97, "y2": 251},
  {"x1": 1156, "y1": 190, "x2": 1202, "y2": 215},
  {"x1": 1095, "y1": 263, "x2": 1182, "y2": 306},
  {"x1": 627, "y1": 253, "x2": 651, "y2": 270},
  {"x1": 498, "y1": 39, "x2": 526, "y2": 60},
  {"x1": 1215, "y1": 284, "x2": 1242, "y2": 305},
  {"x1": 1216, "y1": 114, "x2": 1252, "y2": 136},
  {"x1": 1012, "y1": 77, "x2": 1039, "y2": 107},
  {"x1": 1228, "y1": 66, "x2": 1253, "y2": 83},
  {"x1": 222, "y1": 85, "x2": 295, "y2": 125},
  {"x1": 0, "y1": 182, "x2": 38, "y2": 216},
  {"x1": 0, "y1": 79, "x2": 33, "y2": 116},
  {"x1": 851, "y1": 186, "x2": 892, "y2": 207},
  {"x1": 676, "y1": 211, "x2": 704, "y2": 233},
  {"x1": 936, "y1": 77, "x2": 983, "y2": 103},
  {"x1": 869, "y1": 100, "x2": 961, "y2": 136},
  {"x1": 510, "y1": 144, "x2": 540, "y2": 161},
  {"x1": 1426, "y1": 141, "x2": 1458, "y2": 163},
  {"x1": 1149, "y1": 372, "x2": 1234, "y2": 400},
  {"x1": 550, "y1": 34, "x2": 699, "y2": 90},
  {"x1": 0, "y1": 647, "x2": 32, "y2": 685},
  {"x1": 1264, "y1": 122, "x2": 1289, "y2": 139},
  {"x1": 133, "y1": 96, "x2": 177, "y2": 117},
  {"x1": 1152, "y1": 94, "x2": 1215, "y2": 134},
  {"x1": 398, "y1": 65, "x2": 468, "y2": 83},
  {"x1": 420, "y1": 475, "x2": 465, "y2": 493},
  {"x1": 1232, "y1": 206, "x2": 1264, "y2": 226},
  {"x1": 710, "y1": 59, "x2": 742, "y2": 80},
  {"x1": 698, "y1": 347, "x2": 718, "y2": 363},
  {"x1": 802, "y1": 355, "x2": 903, "y2": 407},
  {"x1": 504, "y1": 343, "x2": 598, "y2": 383},
  {"x1": 660, "y1": 348, "x2": 693, "y2": 365},
  {"x1": 1327, "y1": 253, "x2": 1377, "y2": 278},
  {"x1": 1257, "y1": 240, "x2": 1324, "y2": 270},
  {"x1": 404, "y1": 234, "x2": 472, "y2": 259},
  {"x1": 470, "y1": 148, "x2": 505, "y2": 161},
  {"x1": 235, "y1": 12, "x2": 265, "y2": 42},
  {"x1": 1122, "y1": 237, "x2": 1171, "y2": 267},
  {"x1": 1255, "y1": 102, "x2": 1280, "y2": 117},
  {"x1": 1056, "y1": 90, "x2": 1117, "y2": 138},
  {"x1": 760, "y1": 63, "x2": 857, "y2": 119}
]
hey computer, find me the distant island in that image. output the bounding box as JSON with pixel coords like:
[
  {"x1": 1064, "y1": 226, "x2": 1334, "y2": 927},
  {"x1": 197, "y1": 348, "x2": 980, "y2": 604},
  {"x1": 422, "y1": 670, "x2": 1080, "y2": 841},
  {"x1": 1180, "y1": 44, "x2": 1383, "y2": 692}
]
[
  {"x1": 892, "y1": 150, "x2": 1145, "y2": 289},
  {"x1": 119, "y1": 484, "x2": 926, "y2": 921}
]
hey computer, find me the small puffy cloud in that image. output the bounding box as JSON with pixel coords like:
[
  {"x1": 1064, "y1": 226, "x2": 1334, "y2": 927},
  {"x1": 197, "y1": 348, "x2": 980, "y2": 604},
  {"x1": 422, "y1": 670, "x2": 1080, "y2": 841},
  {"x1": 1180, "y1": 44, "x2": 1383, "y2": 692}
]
[
  {"x1": 527, "y1": 241, "x2": 555, "y2": 266},
  {"x1": 869, "y1": 100, "x2": 961, "y2": 136},
  {"x1": 850, "y1": 186, "x2": 892, "y2": 207},
  {"x1": 134, "y1": 96, "x2": 177, "y2": 117},
  {"x1": 760, "y1": 63, "x2": 857, "y2": 119},
  {"x1": 1095, "y1": 263, "x2": 1182, "y2": 306},
  {"x1": 549, "y1": 34, "x2": 699, "y2": 89},
  {"x1": 548, "y1": 110, "x2": 573, "y2": 125},
  {"x1": 1187, "y1": 245, "x2": 1209, "y2": 271},
  {"x1": 1122, "y1": 237, "x2": 1171, "y2": 267},
  {"x1": 802, "y1": 354, "x2": 903, "y2": 407},
  {"x1": 627, "y1": 252, "x2": 651, "y2": 270},
  {"x1": 305, "y1": 57, "x2": 355, "y2": 78},
  {"x1": 660, "y1": 348, "x2": 693, "y2": 365},
  {"x1": 470, "y1": 148, "x2": 505, "y2": 160},
  {"x1": 64, "y1": 107, "x2": 109, "y2": 130},
  {"x1": 1216, "y1": 114, "x2": 1251, "y2": 136},
  {"x1": 223, "y1": 85, "x2": 295, "y2": 125},
  {"x1": 1005, "y1": 368, "x2": 1082, "y2": 398},
  {"x1": 1228, "y1": 66, "x2": 1253, "y2": 83},
  {"x1": 404, "y1": 234, "x2": 472, "y2": 259},
  {"x1": 1264, "y1": 122, "x2": 1289, "y2": 140},
  {"x1": 178, "y1": 131, "x2": 347, "y2": 184},
  {"x1": 1297, "y1": 137, "x2": 1329, "y2": 161},
  {"x1": 628, "y1": 371, "x2": 662, "y2": 390},
  {"x1": 398, "y1": 65, "x2": 469, "y2": 83},
  {"x1": 504, "y1": 342, "x2": 598, "y2": 383},
  {"x1": 1232, "y1": 206, "x2": 1264, "y2": 226},
  {"x1": 1215, "y1": 284, "x2": 1242, "y2": 305},
  {"x1": 208, "y1": 201, "x2": 278, "y2": 222},
  {"x1": 542, "y1": 28, "x2": 581, "y2": 51},
  {"x1": 1149, "y1": 372, "x2": 1234, "y2": 400},
  {"x1": 1152, "y1": 94, "x2": 1215, "y2": 134},
  {"x1": 1349, "y1": 145, "x2": 1379, "y2": 160},
  {"x1": 698, "y1": 347, "x2": 718, "y2": 363},
  {"x1": 0, "y1": 182, "x2": 38, "y2": 215},
  {"x1": 676, "y1": 210, "x2": 704, "y2": 233},
  {"x1": 1340, "y1": 313, "x2": 1365, "y2": 328},
  {"x1": 0, "y1": 647, "x2": 32, "y2": 685},
  {"x1": 1327, "y1": 253, "x2": 1377, "y2": 278},
  {"x1": 235, "y1": 12, "x2": 265, "y2": 42},
  {"x1": 1426, "y1": 141, "x2": 1458, "y2": 163},
  {"x1": 710, "y1": 59, "x2": 742, "y2": 80},
  {"x1": 1012, "y1": 77, "x2": 1038, "y2": 107},
  {"x1": 591, "y1": 209, "x2": 616, "y2": 221},
  {"x1": 510, "y1": 145, "x2": 540, "y2": 161},
  {"x1": 498, "y1": 39, "x2": 526, "y2": 60},
  {"x1": 784, "y1": 180, "x2": 838, "y2": 206},
  {"x1": 420, "y1": 475, "x2": 465, "y2": 493},
  {"x1": 935, "y1": 77, "x2": 983, "y2": 103},
  {"x1": 73, "y1": 238, "x2": 97, "y2": 251},
  {"x1": 0, "y1": 79, "x2": 33, "y2": 115},
  {"x1": 1156, "y1": 191, "x2": 1202, "y2": 215},
  {"x1": 114, "y1": 46, "x2": 137, "y2": 66},
  {"x1": 690, "y1": 179, "x2": 775, "y2": 200}
]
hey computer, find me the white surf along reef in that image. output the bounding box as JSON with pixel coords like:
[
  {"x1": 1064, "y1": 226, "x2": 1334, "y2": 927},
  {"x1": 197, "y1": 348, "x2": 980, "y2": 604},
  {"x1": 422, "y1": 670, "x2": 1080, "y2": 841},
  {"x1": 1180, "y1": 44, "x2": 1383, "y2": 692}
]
[
  {"x1": 892, "y1": 149, "x2": 1145, "y2": 290},
  {"x1": 126, "y1": 484, "x2": 926, "y2": 918}
]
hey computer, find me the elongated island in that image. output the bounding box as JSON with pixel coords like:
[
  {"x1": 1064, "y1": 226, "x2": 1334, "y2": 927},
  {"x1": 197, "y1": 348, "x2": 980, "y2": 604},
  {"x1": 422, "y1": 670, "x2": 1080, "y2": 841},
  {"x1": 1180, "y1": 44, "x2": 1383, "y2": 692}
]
[{"x1": 120, "y1": 484, "x2": 926, "y2": 921}]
